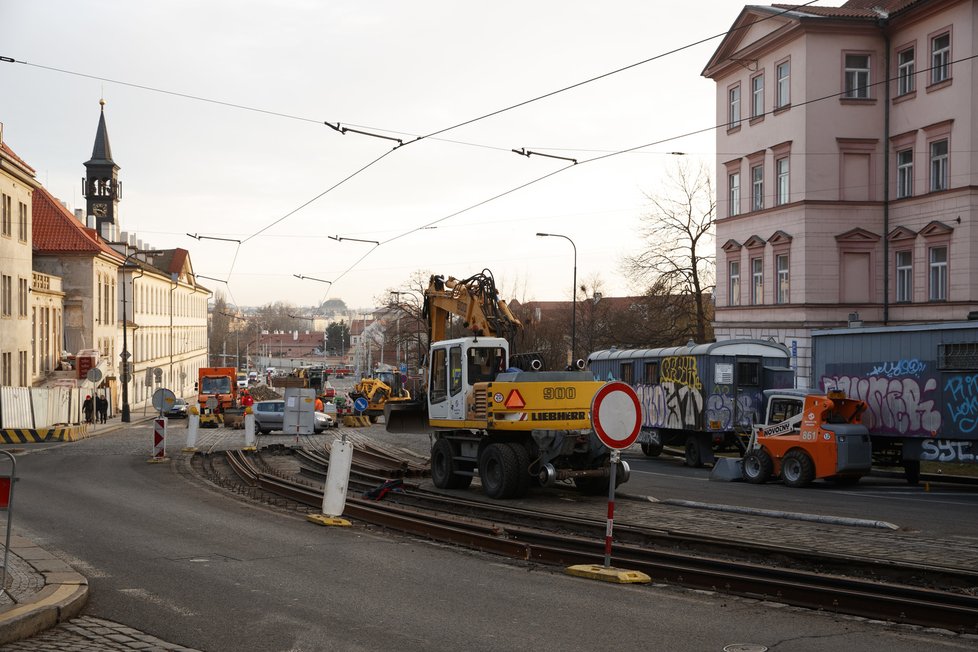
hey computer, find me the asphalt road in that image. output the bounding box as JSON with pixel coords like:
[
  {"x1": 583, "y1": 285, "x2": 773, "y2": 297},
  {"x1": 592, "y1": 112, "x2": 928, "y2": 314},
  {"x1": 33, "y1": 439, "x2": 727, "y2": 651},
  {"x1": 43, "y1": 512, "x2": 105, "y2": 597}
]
[
  {"x1": 3, "y1": 424, "x2": 976, "y2": 651},
  {"x1": 619, "y1": 448, "x2": 978, "y2": 538}
]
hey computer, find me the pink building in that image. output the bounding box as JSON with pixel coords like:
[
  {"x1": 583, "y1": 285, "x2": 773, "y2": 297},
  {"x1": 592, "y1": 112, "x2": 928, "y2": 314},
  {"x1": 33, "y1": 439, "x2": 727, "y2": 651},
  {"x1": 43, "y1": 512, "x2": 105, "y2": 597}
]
[{"x1": 703, "y1": 0, "x2": 978, "y2": 386}]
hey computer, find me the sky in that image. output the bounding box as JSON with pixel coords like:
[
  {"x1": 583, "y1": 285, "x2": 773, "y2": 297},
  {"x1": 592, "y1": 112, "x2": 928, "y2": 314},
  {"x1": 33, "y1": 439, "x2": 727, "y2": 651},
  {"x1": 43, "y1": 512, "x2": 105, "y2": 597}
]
[{"x1": 0, "y1": 0, "x2": 751, "y2": 311}]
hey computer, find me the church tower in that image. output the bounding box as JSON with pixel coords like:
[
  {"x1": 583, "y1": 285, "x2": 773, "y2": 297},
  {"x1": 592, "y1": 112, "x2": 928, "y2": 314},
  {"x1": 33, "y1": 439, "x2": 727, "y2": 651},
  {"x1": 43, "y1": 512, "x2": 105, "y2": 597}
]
[{"x1": 83, "y1": 99, "x2": 121, "y2": 239}]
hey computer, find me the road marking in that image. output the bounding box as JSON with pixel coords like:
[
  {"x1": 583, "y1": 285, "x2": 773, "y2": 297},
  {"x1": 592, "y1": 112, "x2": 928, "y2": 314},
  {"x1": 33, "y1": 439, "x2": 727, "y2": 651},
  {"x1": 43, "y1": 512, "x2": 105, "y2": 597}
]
[{"x1": 119, "y1": 588, "x2": 198, "y2": 616}]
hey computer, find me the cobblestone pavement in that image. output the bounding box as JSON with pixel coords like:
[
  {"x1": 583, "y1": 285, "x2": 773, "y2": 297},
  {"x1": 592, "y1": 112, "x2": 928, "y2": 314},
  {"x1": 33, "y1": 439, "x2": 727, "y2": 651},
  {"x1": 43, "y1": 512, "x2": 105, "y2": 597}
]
[{"x1": 2, "y1": 616, "x2": 202, "y2": 651}]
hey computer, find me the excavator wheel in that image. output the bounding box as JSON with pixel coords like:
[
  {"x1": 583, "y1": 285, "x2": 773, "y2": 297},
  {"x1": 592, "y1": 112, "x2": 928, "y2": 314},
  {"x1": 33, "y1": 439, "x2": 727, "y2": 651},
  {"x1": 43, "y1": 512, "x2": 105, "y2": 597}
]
[
  {"x1": 781, "y1": 449, "x2": 816, "y2": 488},
  {"x1": 478, "y1": 443, "x2": 521, "y2": 499},
  {"x1": 505, "y1": 442, "x2": 532, "y2": 498},
  {"x1": 431, "y1": 439, "x2": 473, "y2": 490},
  {"x1": 742, "y1": 449, "x2": 773, "y2": 484}
]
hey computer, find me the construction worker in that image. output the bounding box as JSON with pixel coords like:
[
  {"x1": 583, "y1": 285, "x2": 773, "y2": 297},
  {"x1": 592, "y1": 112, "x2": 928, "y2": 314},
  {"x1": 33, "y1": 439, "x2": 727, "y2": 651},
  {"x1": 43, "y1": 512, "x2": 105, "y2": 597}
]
[
  {"x1": 315, "y1": 395, "x2": 324, "y2": 412},
  {"x1": 240, "y1": 389, "x2": 254, "y2": 409}
]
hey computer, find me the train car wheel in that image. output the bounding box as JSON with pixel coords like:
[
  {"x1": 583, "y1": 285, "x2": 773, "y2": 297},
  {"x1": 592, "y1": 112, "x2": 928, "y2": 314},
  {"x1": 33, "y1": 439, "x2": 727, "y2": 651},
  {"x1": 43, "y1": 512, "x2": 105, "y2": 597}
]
[
  {"x1": 684, "y1": 438, "x2": 704, "y2": 468},
  {"x1": 641, "y1": 431, "x2": 664, "y2": 457}
]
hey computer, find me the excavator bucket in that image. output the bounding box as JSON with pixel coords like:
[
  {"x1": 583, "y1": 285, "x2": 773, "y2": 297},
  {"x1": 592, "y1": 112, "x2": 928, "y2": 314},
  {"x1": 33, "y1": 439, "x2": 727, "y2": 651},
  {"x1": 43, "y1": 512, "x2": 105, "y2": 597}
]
[{"x1": 384, "y1": 401, "x2": 431, "y2": 434}]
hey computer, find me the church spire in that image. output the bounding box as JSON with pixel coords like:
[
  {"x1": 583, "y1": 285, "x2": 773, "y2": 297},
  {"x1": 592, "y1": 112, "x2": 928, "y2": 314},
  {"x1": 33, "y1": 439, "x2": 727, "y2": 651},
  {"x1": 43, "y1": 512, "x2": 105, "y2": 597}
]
[
  {"x1": 85, "y1": 99, "x2": 115, "y2": 166},
  {"x1": 83, "y1": 99, "x2": 122, "y2": 239}
]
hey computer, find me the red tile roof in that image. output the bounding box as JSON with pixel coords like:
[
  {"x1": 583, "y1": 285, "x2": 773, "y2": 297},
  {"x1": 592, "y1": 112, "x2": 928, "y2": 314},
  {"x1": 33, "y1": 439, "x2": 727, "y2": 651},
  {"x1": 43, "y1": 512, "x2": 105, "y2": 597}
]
[
  {"x1": 32, "y1": 186, "x2": 125, "y2": 261},
  {"x1": 0, "y1": 141, "x2": 36, "y2": 174},
  {"x1": 771, "y1": 1, "x2": 919, "y2": 18}
]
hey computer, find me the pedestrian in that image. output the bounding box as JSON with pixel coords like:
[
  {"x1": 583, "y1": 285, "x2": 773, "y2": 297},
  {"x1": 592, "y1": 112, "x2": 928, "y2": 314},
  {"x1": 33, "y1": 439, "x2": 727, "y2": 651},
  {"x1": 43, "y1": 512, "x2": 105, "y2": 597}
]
[
  {"x1": 96, "y1": 394, "x2": 108, "y2": 424},
  {"x1": 82, "y1": 395, "x2": 94, "y2": 424}
]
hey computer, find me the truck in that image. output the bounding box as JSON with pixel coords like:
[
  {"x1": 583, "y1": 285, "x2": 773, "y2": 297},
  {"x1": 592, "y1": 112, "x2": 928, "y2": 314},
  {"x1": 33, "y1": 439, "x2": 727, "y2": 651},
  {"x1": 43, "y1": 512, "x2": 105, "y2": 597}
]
[
  {"x1": 739, "y1": 389, "x2": 872, "y2": 487},
  {"x1": 197, "y1": 367, "x2": 238, "y2": 424},
  {"x1": 811, "y1": 320, "x2": 978, "y2": 483},
  {"x1": 385, "y1": 270, "x2": 629, "y2": 499},
  {"x1": 587, "y1": 341, "x2": 794, "y2": 467},
  {"x1": 349, "y1": 363, "x2": 412, "y2": 422}
]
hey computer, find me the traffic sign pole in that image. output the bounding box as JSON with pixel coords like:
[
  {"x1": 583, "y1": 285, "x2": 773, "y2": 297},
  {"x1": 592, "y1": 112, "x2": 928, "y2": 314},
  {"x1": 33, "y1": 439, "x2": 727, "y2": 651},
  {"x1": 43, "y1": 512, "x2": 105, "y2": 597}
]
[{"x1": 565, "y1": 381, "x2": 650, "y2": 585}]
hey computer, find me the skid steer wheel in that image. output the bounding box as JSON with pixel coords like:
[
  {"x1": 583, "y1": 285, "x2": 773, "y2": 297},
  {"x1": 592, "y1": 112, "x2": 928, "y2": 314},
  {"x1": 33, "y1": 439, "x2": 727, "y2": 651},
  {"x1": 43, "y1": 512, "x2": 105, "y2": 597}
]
[
  {"x1": 781, "y1": 450, "x2": 816, "y2": 488},
  {"x1": 478, "y1": 443, "x2": 521, "y2": 499},
  {"x1": 431, "y1": 439, "x2": 473, "y2": 490},
  {"x1": 684, "y1": 438, "x2": 705, "y2": 468},
  {"x1": 742, "y1": 449, "x2": 773, "y2": 484},
  {"x1": 640, "y1": 431, "x2": 664, "y2": 457}
]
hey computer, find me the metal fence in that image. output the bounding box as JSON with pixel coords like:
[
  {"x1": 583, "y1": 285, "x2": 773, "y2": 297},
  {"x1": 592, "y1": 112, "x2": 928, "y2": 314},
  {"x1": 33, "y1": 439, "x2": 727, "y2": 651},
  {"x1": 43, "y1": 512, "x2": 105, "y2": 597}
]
[{"x1": 0, "y1": 386, "x2": 83, "y2": 429}]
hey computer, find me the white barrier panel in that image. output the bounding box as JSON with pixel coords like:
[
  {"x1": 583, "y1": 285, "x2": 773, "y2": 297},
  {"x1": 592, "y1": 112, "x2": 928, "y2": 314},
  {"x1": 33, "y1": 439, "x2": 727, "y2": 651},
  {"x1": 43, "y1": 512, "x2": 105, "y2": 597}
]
[
  {"x1": 321, "y1": 439, "x2": 354, "y2": 517},
  {"x1": 244, "y1": 413, "x2": 256, "y2": 450},
  {"x1": 151, "y1": 418, "x2": 166, "y2": 461},
  {"x1": 184, "y1": 413, "x2": 200, "y2": 452}
]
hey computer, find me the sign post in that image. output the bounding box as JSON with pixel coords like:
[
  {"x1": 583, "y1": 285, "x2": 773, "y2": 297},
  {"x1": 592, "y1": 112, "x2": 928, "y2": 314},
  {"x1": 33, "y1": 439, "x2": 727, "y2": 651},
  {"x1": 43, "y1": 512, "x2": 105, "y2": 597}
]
[{"x1": 565, "y1": 381, "x2": 649, "y2": 584}]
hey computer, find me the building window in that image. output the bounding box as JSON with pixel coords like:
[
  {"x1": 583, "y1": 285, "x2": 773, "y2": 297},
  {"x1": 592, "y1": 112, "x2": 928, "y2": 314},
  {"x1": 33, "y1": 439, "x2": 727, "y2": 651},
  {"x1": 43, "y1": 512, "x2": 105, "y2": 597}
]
[
  {"x1": 18, "y1": 202, "x2": 27, "y2": 242},
  {"x1": 775, "y1": 60, "x2": 790, "y2": 107},
  {"x1": 897, "y1": 47, "x2": 915, "y2": 95},
  {"x1": 775, "y1": 157, "x2": 789, "y2": 205},
  {"x1": 1, "y1": 194, "x2": 10, "y2": 237},
  {"x1": 776, "y1": 254, "x2": 789, "y2": 304},
  {"x1": 929, "y1": 139, "x2": 948, "y2": 191},
  {"x1": 896, "y1": 250, "x2": 913, "y2": 303},
  {"x1": 751, "y1": 165, "x2": 764, "y2": 211},
  {"x1": 751, "y1": 73, "x2": 764, "y2": 118},
  {"x1": 1, "y1": 352, "x2": 10, "y2": 386},
  {"x1": 729, "y1": 261, "x2": 741, "y2": 305},
  {"x1": 728, "y1": 172, "x2": 740, "y2": 217},
  {"x1": 1, "y1": 274, "x2": 11, "y2": 317},
  {"x1": 728, "y1": 84, "x2": 741, "y2": 127},
  {"x1": 18, "y1": 277, "x2": 27, "y2": 317},
  {"x1": 18, "y1": 351, "x2": 27, "y2": 387},
  {"x1": 896, "y1": 149, "x2": 913, "y2": 198},
  {"x1": 644, "y1": 361, "x2": 659, "y2": 385},
  {"x1": 844, "y1": 53, "x2": 871, "y2": 98},
  {"x1": 929, "y1": 246, "x2": 947, "y2": 301},
  {"x1": 931, "y1": 32, "x2": 950, "y2": 84},
  {"x1": 751, "y1": 257, "x2": 763, "y2": 305}
]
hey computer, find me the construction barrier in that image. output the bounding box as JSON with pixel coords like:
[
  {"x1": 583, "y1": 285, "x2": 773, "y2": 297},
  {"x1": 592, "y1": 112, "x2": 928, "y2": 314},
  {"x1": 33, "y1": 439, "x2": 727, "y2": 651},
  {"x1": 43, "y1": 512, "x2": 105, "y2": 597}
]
[
  {"x1": 183, "y1": 411, "x2": 200, "y2": 452},
  {"x1": 307, "y1": 437, "x2": 353, "y2": 527},
  {"x1": 342, "y1": 416, "x2": 371, "y2": 427},
  {"x1": 243, "y1": 412, "x2": 256, "y2": 451}
]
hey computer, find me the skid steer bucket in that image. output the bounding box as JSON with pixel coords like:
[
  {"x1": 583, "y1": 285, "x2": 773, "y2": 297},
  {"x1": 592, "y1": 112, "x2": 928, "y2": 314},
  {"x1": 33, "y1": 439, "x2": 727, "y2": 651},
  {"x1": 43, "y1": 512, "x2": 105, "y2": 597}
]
[
  {"x1": 384, "y1": 401, "x2": 431, "y2": 434},
  {"x1": 709, "y1": 456, "x2": 744, "y2": 482}
]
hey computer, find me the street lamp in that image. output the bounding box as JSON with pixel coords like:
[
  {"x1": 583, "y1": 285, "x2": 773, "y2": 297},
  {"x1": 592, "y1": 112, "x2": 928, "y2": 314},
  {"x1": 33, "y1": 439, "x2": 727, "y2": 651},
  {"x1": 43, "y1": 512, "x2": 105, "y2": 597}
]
[
  {"x1": 536, "y1": 232, "x2": 577, "y2": 366},
  {"x1": 120, "y1": 249, "x2": 164, "y2": 422},
  {"x1": 390, "y1": 291, "x2": 406, "y2": 369}
]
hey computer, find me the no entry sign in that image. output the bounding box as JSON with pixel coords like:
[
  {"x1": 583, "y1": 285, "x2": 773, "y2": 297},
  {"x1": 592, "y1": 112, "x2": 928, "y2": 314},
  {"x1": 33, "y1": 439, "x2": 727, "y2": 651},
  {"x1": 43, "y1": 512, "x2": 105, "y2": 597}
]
[{"x1": 591, "y1": 381, "x2": 641, "y2": 450}]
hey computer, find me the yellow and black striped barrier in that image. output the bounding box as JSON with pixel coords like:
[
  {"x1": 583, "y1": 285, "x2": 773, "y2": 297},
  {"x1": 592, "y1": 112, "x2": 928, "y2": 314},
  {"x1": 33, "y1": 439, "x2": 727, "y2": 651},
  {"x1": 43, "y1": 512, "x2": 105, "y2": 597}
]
[
  {"x1": 0, "y1": 425, "x2": 89, "y2": 444},
  {"x1": 341, "y1": 415, "x2": 371, "y2": 427}
]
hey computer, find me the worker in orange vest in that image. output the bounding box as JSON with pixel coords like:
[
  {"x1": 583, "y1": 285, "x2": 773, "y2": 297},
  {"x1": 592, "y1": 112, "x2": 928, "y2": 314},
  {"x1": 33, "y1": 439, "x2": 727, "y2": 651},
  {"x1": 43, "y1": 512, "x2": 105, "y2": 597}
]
[
  {"x1": 315, "y1": 395, "x2": 324, "y2": 412},
  {"x1": 241, "y1": 389, "x2": 254, "y2": 409}
]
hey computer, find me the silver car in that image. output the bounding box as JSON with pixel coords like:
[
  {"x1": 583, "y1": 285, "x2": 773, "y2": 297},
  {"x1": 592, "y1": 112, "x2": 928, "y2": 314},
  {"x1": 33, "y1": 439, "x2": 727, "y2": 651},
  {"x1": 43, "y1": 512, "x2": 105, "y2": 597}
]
[{"x1": 253, "y1": 400, "x2": 333, "y2": 434}]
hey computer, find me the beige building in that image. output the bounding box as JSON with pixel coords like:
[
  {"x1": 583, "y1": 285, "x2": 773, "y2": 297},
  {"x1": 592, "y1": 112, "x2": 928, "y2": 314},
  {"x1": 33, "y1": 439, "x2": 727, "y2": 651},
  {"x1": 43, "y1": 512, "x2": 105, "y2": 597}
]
[
  {"x1": 704, "y1": 0, "x2": 978, "y2": 386},
  {"x1": 0, "y1": 126, "x2": 41, "y2": 387}
]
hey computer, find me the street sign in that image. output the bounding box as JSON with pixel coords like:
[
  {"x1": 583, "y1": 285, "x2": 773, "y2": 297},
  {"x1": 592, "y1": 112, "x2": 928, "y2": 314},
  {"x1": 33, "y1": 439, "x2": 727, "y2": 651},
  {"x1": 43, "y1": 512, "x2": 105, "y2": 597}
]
[
  {"x1": 153, "y1": 367, "x2": 163, "y2": 381},
  {"x1": 152, "y1": 388, "x2": 176, "y2": 412},
  {"x1": 152, "y1": 418, "x2": 166, "y2": 461},
  {"x1": 353, "y1": 397, "x2": 368, "y2": 413},
  {"x1": 120, "y1": 350, "x2": 131, "y2": 361},
  {"x1": 120, "y1": 374, "x2": 131, "y2": 384},
  {"x1": 590, "y1": 381, "x2": 642, "y2": 450}
]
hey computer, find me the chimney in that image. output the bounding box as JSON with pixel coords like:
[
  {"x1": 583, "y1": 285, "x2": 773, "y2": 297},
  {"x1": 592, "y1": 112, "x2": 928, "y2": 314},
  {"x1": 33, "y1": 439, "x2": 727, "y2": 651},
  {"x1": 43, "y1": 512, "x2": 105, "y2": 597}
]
[{"x1": 74, "y1": 208, "x2": 84, "y2": 223}]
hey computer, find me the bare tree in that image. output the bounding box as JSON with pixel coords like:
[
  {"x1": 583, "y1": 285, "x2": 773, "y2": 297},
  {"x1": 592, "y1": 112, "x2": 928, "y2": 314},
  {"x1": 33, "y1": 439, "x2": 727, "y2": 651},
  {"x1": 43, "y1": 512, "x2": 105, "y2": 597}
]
[{"x1": 622, "y1": 160, "x2": 716, "y2": 343}]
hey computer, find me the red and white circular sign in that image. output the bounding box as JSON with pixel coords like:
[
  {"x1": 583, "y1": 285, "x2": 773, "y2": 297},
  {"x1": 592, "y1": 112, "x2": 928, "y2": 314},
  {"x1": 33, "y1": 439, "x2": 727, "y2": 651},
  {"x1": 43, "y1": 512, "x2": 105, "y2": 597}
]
[{"x1": 590, "y1": 381, "x2": 642, "y2": 450}]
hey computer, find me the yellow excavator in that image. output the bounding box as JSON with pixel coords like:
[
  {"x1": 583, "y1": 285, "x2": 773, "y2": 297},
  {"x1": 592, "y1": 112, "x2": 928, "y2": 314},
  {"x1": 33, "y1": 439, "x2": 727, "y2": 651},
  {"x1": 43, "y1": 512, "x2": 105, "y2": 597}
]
[
  {"x1": 385, "y1": 269, "x2": 629, "y2": 499},
  {"x1": 349, "y1": 364, "x2": 411, "y2": 423}
]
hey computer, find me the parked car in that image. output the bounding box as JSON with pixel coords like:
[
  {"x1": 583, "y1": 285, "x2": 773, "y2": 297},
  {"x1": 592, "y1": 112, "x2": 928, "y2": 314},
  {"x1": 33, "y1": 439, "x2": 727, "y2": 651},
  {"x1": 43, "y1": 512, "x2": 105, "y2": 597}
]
[
  {"x1": 253, "y1": 400, "x2": 334, "y2": 434},
  {"x1": 164, "y1": 398, "x2": 189, "y2": 419}
]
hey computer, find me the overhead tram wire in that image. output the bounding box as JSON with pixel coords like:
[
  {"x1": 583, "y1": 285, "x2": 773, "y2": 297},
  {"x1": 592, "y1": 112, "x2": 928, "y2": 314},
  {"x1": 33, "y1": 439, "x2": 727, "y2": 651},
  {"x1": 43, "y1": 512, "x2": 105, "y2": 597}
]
[{"x1": 320, "y1": 47, "x2": 978, "y2": 288}]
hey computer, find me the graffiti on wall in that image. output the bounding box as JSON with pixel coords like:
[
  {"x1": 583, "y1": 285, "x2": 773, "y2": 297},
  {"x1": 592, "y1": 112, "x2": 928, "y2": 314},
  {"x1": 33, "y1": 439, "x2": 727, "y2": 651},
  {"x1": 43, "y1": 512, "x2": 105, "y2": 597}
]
[
  {"x1": 944, "y1": 374, "x2": 978, "y2": 435},
  {"x1": 869, "y1": 358, "x2": 927, "y2": 378},
  {"x1": 705, "y1": 386, "x2": 760, "y2": 430},
  {"x1": 660, "y1": 356, "x2": 702, "y2": 390},
  {"x1": 820, "y1": 374, "x2": 942, "y2": 436},
  {"x1": 633, "y1": 382, "x2": 758, "y2": 431}
]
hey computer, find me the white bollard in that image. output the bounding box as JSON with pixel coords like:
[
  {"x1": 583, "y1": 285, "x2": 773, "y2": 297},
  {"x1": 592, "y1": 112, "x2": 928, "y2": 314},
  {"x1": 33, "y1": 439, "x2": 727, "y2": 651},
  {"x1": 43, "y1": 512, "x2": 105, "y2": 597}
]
[
  {"x1": 183, "y1": 411, "x2": 200, "y2": 452},
  {"x1": 307, "y1": 438, "x2": 353, "y2": 527},
  {"x1": 243, "y1": 411, "x2": 256, "y2": 451}
]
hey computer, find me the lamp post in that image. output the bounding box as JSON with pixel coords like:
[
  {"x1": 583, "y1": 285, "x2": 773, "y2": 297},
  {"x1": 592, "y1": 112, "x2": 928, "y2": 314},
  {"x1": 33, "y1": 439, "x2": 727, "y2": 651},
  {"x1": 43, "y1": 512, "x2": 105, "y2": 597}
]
[
  {"x1": 536, "y1": 232, "x2": 577, "y2": 366},
  {"x1": 390, "y1": 291, "x2": 405, "y2": 369},
  {"x1": 120, "y1": 249, "x2": 164, "y2": 422}
]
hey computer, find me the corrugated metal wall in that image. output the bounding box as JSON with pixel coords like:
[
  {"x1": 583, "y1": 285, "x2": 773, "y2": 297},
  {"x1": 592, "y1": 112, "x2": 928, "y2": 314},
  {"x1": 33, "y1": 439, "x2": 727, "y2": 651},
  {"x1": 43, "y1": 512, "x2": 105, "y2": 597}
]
[{"x1": 0, "y1": 386, "x2": 83, "y2": 428}]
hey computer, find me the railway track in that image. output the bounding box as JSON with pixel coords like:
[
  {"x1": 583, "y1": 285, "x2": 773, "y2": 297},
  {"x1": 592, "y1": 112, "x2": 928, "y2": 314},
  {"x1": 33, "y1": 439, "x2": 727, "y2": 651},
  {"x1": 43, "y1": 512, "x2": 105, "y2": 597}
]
[{"x1": 193, "y1": 444, "x2": 978, "y2": 634}]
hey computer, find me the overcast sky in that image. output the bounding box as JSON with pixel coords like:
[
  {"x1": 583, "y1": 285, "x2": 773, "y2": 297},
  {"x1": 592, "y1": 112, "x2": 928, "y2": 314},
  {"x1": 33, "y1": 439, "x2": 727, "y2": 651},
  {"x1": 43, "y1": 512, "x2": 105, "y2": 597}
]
[{"x1": 1, "y1": 0, "x2": 749, "y2": 311}]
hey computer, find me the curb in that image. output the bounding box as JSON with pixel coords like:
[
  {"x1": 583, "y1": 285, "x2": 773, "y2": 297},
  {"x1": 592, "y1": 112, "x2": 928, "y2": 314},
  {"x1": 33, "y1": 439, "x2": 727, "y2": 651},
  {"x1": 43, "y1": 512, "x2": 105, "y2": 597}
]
[{"x1": 0, "y1": 537, "x2": 89, "y2": 645}]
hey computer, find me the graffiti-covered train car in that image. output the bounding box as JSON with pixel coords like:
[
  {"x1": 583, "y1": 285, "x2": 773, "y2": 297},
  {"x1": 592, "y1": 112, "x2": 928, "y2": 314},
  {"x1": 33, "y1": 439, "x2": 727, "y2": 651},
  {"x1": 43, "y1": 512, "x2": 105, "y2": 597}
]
[
  {"x1": 812, "y1": 321, "x2": 978, "y2": 478},
  {"x1": 588, "y1": 340, "x2": 794, "y2": 467}
]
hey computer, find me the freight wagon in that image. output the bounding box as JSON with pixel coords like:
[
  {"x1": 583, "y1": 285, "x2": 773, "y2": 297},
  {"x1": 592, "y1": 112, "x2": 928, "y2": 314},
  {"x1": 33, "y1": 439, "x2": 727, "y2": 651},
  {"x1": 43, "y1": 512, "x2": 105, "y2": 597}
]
[
  {"x1": 588, "y1": 340, "x2": 794, "y2": 467},
  {"x1": 811, "y1": 320, "x2": 978, "y2": 483}
]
